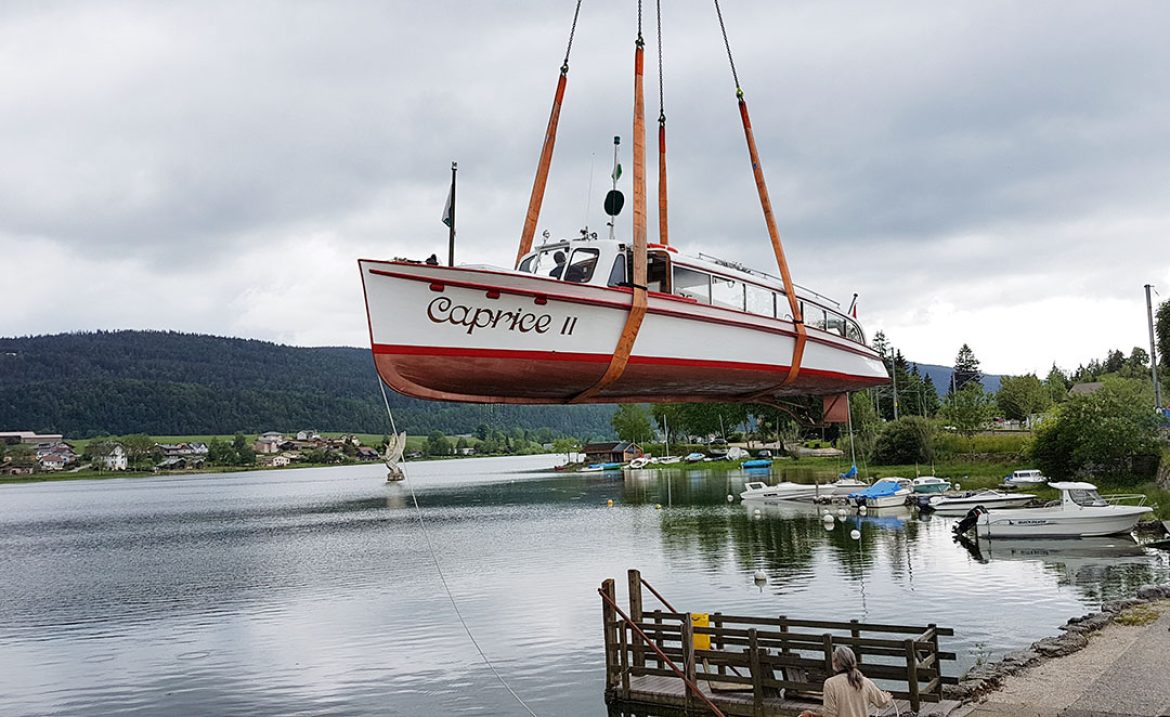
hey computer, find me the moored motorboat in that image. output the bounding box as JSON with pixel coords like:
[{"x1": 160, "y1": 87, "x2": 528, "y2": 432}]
[
  {"x1": 1002, "y1": 469, "x2": 1048, "y2": 488},
  {"x1": 969, "y1": 482, "x2": 1152, "y2": 539},
  {"x1": 653, "y1": 456, "x2": 682, "y2": 465},
  {"x1": 582, "y1": 462, "x2": 623, "y2": 473},
  {"x1": 848, "y1": 477, "x2": 912, "y2": 508},
  {"x1": 741, "y1": 458, "x2": 773, "y2": 469},
  {"x1": 912, "y1": 476, "x2": 951, "y2": 494},
  {"x1": 740, "y1": 481, "x2": 820, "y2": 502},
  {"x1": 925, "y1": 490, "x2": 1036, "y2": 515},
  {"x1": 684, "y1": 452, "x2": 706, "y2": 463}
]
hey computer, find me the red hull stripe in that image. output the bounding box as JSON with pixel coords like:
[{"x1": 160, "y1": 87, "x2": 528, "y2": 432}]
[{"x1": 370, "y1": 342, "x2": 886, "y2": 385}]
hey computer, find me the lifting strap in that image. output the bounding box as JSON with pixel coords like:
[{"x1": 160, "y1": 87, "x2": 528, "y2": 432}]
[
  {"x1": 574, "y1": 25, "x2": 649, "y2": 402},
  {"x1": 515, "y1": 1, "x2": 584, "y2": 267},
  {"x1": 715, "y1": 0, "x2": 806, "y2": 387}
]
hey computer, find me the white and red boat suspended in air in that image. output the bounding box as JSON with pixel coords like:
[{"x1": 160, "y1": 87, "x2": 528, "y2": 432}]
[{"x1": 360, "y1": 1, "x2": 889, "y2": 417}]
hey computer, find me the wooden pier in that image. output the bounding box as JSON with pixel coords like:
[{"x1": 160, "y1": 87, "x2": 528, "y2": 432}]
[{"x1": 601, "y1": 570, "x2": 965, "y2": 716}]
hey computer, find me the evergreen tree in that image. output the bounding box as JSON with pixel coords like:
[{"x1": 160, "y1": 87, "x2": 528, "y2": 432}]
[
  {"x1": 951, "y1": 344, "x2": 983, "y2": 393},
  {"x1": 1103, "y1": 349, "x2": 1125, "y2": 374},
  {"x1": 921, "y1": 374, "x2": 942, "y2": 417},
  {"x1": 1044, "y1": 364, "x2": 1069, "y2": 404},
  {"x1": 1157, "y1": 299, "x2": 1170, "y2": 375}
]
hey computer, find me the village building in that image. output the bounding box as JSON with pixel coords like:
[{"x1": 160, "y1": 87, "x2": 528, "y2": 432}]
[
  {"x1": 0, "y1": 431, "x2": 65, "y2": 445},
  {"x1": 581, "y1": 441, "x2": 643, "y2": 464},
  {"x1": 296, "y1": 429, "x2": 320, "y2": 441},
  {"x1": 259, "y1": 454, "x2": 291, "y2": 468}
]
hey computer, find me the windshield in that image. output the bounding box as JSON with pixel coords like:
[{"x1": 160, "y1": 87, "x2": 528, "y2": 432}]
[{"x1": 1067, "y1": 489, "x2": 1107, "y2": 507}]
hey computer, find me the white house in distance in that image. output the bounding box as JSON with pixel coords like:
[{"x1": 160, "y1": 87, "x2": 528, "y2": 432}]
[
  {"x1": 102, "y1": 445, "x2": 128, "y2": 471},
  {"x1": 254, "y1": 432, "x2": 284, "y2": 455}
]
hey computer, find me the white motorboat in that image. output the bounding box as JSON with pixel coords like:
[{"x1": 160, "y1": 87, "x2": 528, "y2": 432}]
[
  {"x1": 824, "y1": 478, "x2": 869, "y2": 496},
  {"x1": 972, "y1": 482, "x2": 1152, "y2": 538},
  {"x1": 1002, "y1": 469, "x2": 1048, "y2": 488},
  {"x1": 849, "y1": 477, "x2": 913, "y2": 509},
  {"x1": 911, "y1": 476, "x2": 951, "y2": 494},
  {"x1": 928, "y1": 490, "x2": 1036, "y2": 515},
  {"x1": 740, "y1": 481, "x2": 820, "y2": 502},
  {"x1": 654, "y1": 455, "x2": 682, "y2": 465}
]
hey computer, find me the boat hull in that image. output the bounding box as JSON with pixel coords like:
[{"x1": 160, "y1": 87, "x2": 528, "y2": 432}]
[
  {"x1": 359, "y1": 260, "x2": 888, "y2": 404},
  {"x1": 929, "y1": 493, "x2": 1036, "y2": 516},
  {"x1": 975, "y1": 506, "x2": 1153, "y2": 538}
]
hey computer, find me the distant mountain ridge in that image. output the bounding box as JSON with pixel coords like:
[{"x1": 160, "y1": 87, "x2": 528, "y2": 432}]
[
  {"x1": 0, "y1": 331, "x2": 618, "y2": 438},
  {"x1": 914, "y1": 363, "x2": 1002, "y2": 395}
]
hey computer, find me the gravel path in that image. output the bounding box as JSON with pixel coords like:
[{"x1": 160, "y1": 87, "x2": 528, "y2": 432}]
[{"x1": 969, "y1": 600, "x2": 1170, "y2": 717}]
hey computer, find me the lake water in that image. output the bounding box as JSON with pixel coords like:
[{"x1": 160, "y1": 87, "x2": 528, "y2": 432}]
[{"x1": 1, "y1": 455, "x2": 1167, "y2": 716}]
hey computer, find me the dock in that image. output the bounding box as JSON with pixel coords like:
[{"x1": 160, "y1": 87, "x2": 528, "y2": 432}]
[{"x1": 601, "y1": 570, "x2": 966, "y2": 716}]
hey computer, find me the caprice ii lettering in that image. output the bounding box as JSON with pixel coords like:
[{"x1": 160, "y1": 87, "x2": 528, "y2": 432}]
[{"x1": 426, "y1": 297, "x2": 555, "y2": 335}]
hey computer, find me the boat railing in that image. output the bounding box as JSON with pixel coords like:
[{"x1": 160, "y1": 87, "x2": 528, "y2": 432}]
[{"x1": 1102, "y1": 493, "x2": 1148, "y2": 507}]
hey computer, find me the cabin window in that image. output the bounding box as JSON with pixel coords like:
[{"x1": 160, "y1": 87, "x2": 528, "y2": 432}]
[
  {"x1": 803, "y1": 304, "x2": 827, "y2": 330},
  {"x1": 745, "y1": 284, "x2": 772, "y2": 317},
  {"x1": 562, "y1": 248, "x2": 600, "y2": 283},
  {"x1": 826, "y1": 311, "x2": 847, "y2": 337},
  {"x1": 1068, "y1": 489, "x2": 1107, "y2": 508},
  {"x1": 647, "y1": 252, "x2": 671, "y2": 293},
  {"x1": 846, "y1": 320, "x2": 864, "y2": 343},
  {"x1": 607, "y1": 255, "x2": 626, "y2": 286},
  {"x1": 711, "y1": 276, "x2": 745, "y2": 311},
  {"x1": 518, "y1": 255, "x2": 535, "y2": 273},
  {"x1": 674, "y1": 267, "x2": 711, "y2": 303}
]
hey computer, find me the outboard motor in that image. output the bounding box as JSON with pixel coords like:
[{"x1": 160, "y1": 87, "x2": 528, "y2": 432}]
[{"x1": 952, "y1": 505, "x2": 987, "y2": 536}]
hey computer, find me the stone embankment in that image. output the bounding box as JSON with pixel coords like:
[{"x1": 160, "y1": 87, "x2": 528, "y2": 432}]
[{"x1": 951, "y1": 584, "x2": 1170, "y2": 717}]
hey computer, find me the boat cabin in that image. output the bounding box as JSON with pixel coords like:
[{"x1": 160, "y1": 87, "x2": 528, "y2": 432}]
[
  {"x1": 1007, "y1": 469, "x2": 1046, "y2": 482},
  {"x1": 516, "y1": 238, "x2": 867, "y2": 345},
  {"x1": 1050, "y1": 482, "x2": 1109, "y2": 509}
]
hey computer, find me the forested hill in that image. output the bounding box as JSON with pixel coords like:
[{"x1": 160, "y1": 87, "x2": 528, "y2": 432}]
[{"x1": 0, "y1": 331, "x2": 618, "y2": 438}]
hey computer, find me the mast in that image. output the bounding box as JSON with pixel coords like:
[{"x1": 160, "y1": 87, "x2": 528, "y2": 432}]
[{"x1": 1146, "y1": 284, "x2": 1163, "y2": 409}]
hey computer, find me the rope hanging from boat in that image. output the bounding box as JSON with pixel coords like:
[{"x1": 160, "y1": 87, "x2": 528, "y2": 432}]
[
  {"x1": 573, "y1": 1, "x2": 650, "y2": 402},
  {"x1": 713, "y1": 0, "x2": 808, "y2": 388},
  {"x1": 377, "y1": 379, "x2": 540, "y2": 717},
  {"x1": 655, "y1": 0, "x2": 669, "y2": 246},
  {"x1": 516, "y1": 0, "x2": 585, "y2": 267}
]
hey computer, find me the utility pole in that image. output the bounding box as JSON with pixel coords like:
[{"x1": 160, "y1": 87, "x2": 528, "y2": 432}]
[
  {"x1": 890, "y1": 348, "x2": 899, "y2": 420},
  {"x1": 1146, "y1": 284, "x2": 1163, "y2": 409}
]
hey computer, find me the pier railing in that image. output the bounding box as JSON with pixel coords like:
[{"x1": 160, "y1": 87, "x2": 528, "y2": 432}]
[{"x1": 602, "y1": 570, "x2": 957, "y2": 715}]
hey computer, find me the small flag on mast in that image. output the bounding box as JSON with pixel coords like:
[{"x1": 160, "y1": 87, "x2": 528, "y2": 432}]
[
  {"x1": 442, "y1": 186, "x2": 454, "y2": 229},
  {"x1": 612, "y1": 163, "x2": 622, "y2": 182}
]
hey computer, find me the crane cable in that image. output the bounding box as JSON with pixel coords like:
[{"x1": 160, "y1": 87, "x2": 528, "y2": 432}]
[
  {"x1": 516, "y1": 0, "x2": 585, "y2": 266},
  {"x1": 656, "y1": 0, "x2": 669, "y2": 246},
  {"x1": 378, "y1": 379, "x2": 540, "y2": 717},
  {"x1": 713, "y1": 0, "x2": 807, "y2": 388}
]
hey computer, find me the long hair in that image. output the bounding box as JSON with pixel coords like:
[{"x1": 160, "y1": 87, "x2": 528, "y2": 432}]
[{"x1": 832, "y1": 646, "x2": 863, "y2": 690}]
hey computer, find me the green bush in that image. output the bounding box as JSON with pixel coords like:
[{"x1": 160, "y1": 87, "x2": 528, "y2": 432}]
[
  {"x1": 873, "y1": 417, "x2": 935, "y2": 465},
  {"x1": 1031, "y1": 378, "x2": 1162, "y2": 485},
  {"x1": 934, "y1": 432, "x2": 1032, "y2": 458}
]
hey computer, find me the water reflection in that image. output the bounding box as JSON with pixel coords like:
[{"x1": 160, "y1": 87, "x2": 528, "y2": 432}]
[{"x1": 0, "y1": 457, "x2": 1166, "y2": 717}]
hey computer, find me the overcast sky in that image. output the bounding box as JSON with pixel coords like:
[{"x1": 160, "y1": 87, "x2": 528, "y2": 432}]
[{"x1": 2, "y1": 0, "x2": 1168, "y2": 377}]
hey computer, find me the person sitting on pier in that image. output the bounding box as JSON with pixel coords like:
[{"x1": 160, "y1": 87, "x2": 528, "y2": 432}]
[{"x1": 799, "y1": 646, "x2": 892, "y2": 717}]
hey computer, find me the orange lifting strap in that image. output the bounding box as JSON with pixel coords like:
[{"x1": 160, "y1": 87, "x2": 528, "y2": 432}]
[
  {"x1": 516, "y1": 1, "x2": 583, "y2": 267},
  {"x1": 574, "y1": 34, "x2": 650, "y2": 402},
  {"x1": 736, "y1": 92, "x2": 807, "y2": 386}
]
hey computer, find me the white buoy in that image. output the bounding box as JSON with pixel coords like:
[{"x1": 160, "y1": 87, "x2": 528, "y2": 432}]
[
  {"x1": 727, "y1": 494, "x2": 734, "y2": 502},
  {"x1": 837, "y1": 508, "x2": 846, "y2": 517},
  {"x1": 954, "y1": 483, "x2": 961, "y2": 492},
  {"x1": 850, "y1": 529, "x2": 861, "y2": 540},
  {"x1": 823, "y1": 521, "x2": 835, "y2": 531},
  {"x1": 822, "y1": 512, "x2": 834, "y2": 522},
  {"x1": 754, "y1": 570, "x2": 767, "y2": 583},
  {"x1": 838, "y1": 515, "x2": 847, "y2": 522},
  {"x1": 655, "y1": 504, "x2": 662, "y2": 510},
  {"x1": 859, "y1": 505, "x2": 868, "y2": 514}
]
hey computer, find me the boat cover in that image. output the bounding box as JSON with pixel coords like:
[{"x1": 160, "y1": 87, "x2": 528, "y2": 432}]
[{"x1": 849, "y1": 482, "x2": 902, "y2": 499}]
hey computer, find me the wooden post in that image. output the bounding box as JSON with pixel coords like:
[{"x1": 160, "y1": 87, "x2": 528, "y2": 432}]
[
  {"x1": 822, "y1": 633, "x2": 834, "y2": 677},
  {"x1": 620, "y1": 622, "x2": 631, "y2": 698},
  {"x1": 749, "y1": 629, "x2": 763, "y2": 716},
  {"x1": 778, "y1": 615, "x2": 790, "y2": 657},
  {"x1": 602, "y1": 579, "x2": 619, "y2": 689},
  {"x1": 628, "y1": 569, "x2": 644, "y2": 670},
  {"x1": 850, "y1": 619, "x2": 862, "y2": 666},
  {"x1": 905, "y1": 638, "x2": 920, "y2": 713},
  {"x1": 653, "y1": 609, "x2": 663, "y2": 670},
  {"x1": 714, "y1": 612, "x2": 726, "y2": 677},
  {"x1": 928, "y1": 624, "x2": 942, "y2": 700},
  {"x1": 681, "y1": 613, "x2": 695, "y2": 712}
]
